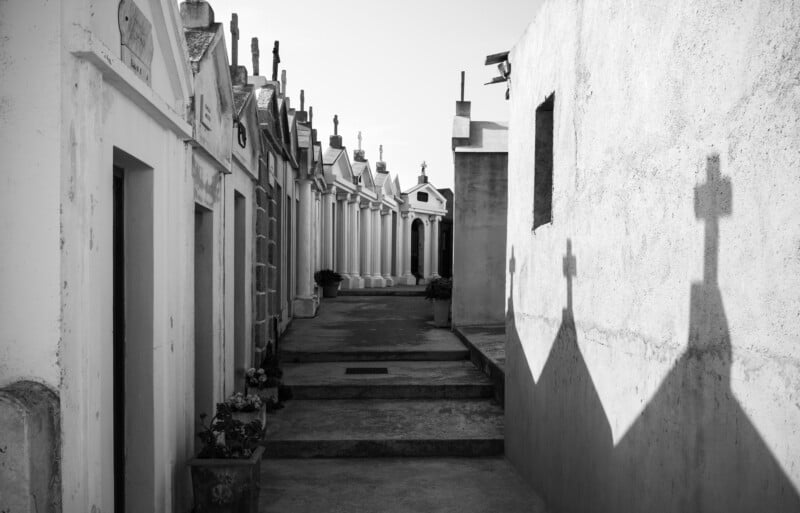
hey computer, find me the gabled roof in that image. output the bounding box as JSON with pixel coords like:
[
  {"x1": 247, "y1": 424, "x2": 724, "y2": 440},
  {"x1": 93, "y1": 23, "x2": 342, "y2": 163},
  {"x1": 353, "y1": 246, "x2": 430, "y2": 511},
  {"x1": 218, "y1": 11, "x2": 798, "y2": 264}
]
[
  {"x1": 404, "y1": 181, "x2": 448, "y2": 203},
  {"x1": 323, "y1": 147, "x2": 344, "y2": 166},
  {"x1": 297, "y1": 124, "x2": 312, "y2": 149},
  {"x1": 184, "y1": 26, "x2": 217, "y2": 63},
  {"x1": 352, "y1": 161, "x2": 375, "y2": 189},
  {"x1": 232, "y1": 84, "x2": 254, "y2": 118},
  {"x1": 374, "y1": 172, "x2": 389, "y2": 187},
  {"x1": 393, "y1": 176, "x2": 402, "y2": 196}
]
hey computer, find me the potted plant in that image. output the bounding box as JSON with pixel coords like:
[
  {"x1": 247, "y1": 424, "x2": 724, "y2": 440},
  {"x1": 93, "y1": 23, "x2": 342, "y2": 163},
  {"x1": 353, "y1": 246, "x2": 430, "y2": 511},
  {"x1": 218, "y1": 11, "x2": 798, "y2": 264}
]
[
  {"x1": 245, "y1": 367, "x2": 280, "y2": 405},
  {"x1": 188, "y1": 403, "x2": 265, "y2": 513},
  {"x1": 425, "y1": 277, "x2": 452, "y2": 328},
  {"x1": 224, "y1": 392, "x2": 266, "y2": 429},
  {"x1": 314, "y1": 269, "x2": 343, "y2": 298}
]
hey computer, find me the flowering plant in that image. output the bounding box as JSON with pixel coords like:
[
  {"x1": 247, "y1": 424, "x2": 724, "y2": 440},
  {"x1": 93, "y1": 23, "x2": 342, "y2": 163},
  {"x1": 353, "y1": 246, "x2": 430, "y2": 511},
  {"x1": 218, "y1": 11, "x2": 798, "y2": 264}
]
[
  {"x1": 224, "y1": 392, "x2": 263, "y2": 412},
  {"x1": 196, "y1": 403, "x2": 263, "y2": 459}
]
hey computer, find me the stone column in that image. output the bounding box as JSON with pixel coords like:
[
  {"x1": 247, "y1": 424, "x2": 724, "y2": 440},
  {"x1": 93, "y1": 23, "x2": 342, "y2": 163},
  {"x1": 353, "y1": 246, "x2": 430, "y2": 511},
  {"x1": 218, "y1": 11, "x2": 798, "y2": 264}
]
[
  {"x1": 347, "y1": 197, "x2": 363, "y2": 288},
  {"x1": 360, "y1": 200, "x2": 373, "y2": 286},
  {"x1": 292, "y1": 179, "x2": 317, "y2": 317},
  {"x1": 430, "y1": 215, "x2": 440, "y2": 279},
  {"x1": 322, "y1": 189, "x2": 335, "y2": 269},
  {"x1": 336, "y1": 192, "x2": 351, "y2": 284},
  {"x1": 400, "y1": 213, "x2": 415, "y2": 285},
  {"x1": 422, "y1": 217, "x2": 431, "y2": 284},
  {"x1": 370, "y1": 203, "x2": 385, "y2": 287},
  {"x1": 382, "y1": 210, "x2": 394, "y2": 286}
]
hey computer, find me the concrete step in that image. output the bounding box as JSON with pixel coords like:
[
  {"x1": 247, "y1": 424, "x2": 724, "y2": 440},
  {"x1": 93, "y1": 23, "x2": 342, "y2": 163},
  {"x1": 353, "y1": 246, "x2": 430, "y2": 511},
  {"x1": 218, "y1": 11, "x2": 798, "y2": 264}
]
[
  {"x1": 263, "y1": 399, "x2": 504, "y2": 458},
  {"x1": 260, "y1": 458, "x2": 548, "y2": 513},
  {"x1": 338, "y1": 286, "x2": 426, "y2": 297},
  {"x1": 283, "y1": 361, "x2": 494, "y2": 400},
  {"x1": 281, "y1": 347, "x2": 469, "y2": 363},
  {"x1": 454, "y1": 325, "x2": 507, "y2": 403}
]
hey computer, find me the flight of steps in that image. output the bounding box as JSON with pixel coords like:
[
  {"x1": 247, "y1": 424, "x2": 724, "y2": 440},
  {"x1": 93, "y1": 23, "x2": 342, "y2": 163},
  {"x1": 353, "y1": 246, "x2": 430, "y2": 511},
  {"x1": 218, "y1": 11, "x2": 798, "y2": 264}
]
[{"x1": 262, "y1": 294, "x2": 504, "y2": 459}]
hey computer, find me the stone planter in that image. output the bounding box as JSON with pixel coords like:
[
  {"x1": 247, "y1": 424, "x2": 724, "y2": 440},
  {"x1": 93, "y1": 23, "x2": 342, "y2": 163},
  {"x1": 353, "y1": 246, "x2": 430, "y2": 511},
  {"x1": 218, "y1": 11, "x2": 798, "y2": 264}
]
[
  {"x1": 188, "y1": 446, "x2": 265, "y2": 513},
  {"x1": 322, "y1": 283, "x2": 340, "y2": 298},
  {"x1": 432, "y1": 299, "x2": 451, "y2": 327}
]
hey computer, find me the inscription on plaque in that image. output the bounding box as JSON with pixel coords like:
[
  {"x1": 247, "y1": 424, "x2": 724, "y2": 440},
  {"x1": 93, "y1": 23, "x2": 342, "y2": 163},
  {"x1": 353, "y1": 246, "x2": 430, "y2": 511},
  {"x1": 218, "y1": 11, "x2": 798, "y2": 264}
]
[{"x1": 118, "y1": 0, "x2": 154, "y2": 85}]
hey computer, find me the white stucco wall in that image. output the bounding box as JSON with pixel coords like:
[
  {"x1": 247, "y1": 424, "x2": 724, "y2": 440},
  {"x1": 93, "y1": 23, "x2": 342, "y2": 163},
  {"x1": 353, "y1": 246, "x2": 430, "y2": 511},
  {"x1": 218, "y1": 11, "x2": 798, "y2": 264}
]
[{"x1": 506, "y1": 1, "x2": 800, "y2": 512}]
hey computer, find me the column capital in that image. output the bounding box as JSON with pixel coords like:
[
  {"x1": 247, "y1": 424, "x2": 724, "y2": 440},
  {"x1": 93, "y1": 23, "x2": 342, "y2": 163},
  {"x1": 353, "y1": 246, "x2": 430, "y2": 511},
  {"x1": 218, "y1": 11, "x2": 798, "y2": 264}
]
[
  {"x1": 323, "y1": 184, "x2": 337, "y2": 196},
  {"x1": 370, "y1": 201, "x2": 381, "y2": 211},
  {"x1": 336, "y1": 191, "x2": 351, "y2": 202},
  {"x1": 359, "y1": 199, "x2": 372, "y2": 209}
]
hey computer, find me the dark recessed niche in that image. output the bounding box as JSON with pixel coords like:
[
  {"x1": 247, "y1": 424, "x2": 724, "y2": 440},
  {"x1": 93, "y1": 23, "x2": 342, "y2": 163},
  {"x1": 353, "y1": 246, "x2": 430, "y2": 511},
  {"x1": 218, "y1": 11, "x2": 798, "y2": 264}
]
[{"x1": 417, "y1": 192, "x2": 429, "y2": 202}]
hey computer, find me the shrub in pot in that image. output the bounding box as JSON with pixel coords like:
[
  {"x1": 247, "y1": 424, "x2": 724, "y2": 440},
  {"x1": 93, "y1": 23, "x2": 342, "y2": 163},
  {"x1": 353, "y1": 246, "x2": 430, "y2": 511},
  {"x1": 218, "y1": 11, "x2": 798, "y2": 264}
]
[
  {"x1": 425, "y1": 277, "x2": 452, "y2": 327},
  {"x1": 188, "y1": 403, "x2": 265, "y2": 513},
  {"x1": 314, "y1": 269, "x2": 343, "y2": 298},
  {"x1": 224, "y1": 392, "x2": 266, "y2": 428}
]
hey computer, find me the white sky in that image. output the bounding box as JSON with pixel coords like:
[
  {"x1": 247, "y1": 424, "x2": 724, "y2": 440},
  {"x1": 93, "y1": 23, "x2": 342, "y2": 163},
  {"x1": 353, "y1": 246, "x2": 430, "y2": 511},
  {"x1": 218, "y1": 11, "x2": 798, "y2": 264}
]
[{"x1": 205, "y1": 0, "x2": 542, "y2": 190}]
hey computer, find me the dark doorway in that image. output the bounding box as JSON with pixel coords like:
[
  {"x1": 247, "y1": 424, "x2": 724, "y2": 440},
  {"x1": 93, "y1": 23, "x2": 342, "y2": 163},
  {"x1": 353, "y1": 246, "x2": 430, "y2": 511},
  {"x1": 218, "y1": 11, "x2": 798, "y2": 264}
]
[
  {"x1": 112, "y1": 166, "x2": 125, "y2": 513},
  {"x1": 194, "y1": 205, "x2": 214, "y2": 435},
  {"x1": 234, "y1": 192, "x2": 246, "y2": 387},
  {"x1": 411, "y1": 218, "x2": 424, "y2": 281}
]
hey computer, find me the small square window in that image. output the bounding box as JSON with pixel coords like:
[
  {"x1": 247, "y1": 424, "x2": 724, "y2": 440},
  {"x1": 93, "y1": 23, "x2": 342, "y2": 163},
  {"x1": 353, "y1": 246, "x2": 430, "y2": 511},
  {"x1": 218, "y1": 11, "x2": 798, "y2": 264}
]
[
  {"x1": 417, "y1": 192, "x2": 429, "y2": 202},
  {"x1": 533, "y1": 93, "x2": 554, "y2": 230}
]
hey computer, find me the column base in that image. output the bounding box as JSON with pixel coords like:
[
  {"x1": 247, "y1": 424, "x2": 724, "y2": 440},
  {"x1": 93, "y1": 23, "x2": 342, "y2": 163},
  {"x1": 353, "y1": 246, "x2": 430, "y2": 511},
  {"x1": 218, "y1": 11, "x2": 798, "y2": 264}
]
[
  {"x1": 292, "y1": 296, "x2": 319, "y2": 318},
  {"x1": 365, "y1": 275, "x2": 385, "y2": 288},
  {"x1": 341, "y1": 276, "x2": 364, "y2": 289},
  {"x1": 398, "y1": 274, "x2": 417, "y2": 286},
  {"x1": 383, "y1": 275, "x2": 395, "y2": 287}
]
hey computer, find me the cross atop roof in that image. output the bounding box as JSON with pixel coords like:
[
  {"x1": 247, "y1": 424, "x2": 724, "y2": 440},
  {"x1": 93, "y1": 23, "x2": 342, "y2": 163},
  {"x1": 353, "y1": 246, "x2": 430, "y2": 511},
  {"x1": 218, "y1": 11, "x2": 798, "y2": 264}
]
[
  {"x1": 563, "y1": 239, "x2": 577, "y2": 312},
  {"x1": 272, "y1": 41, "x2": 280, "y2": 81},
  {"x1": 695, "y1": 153, "x2": 732, "y2": 285},
  {"x1": 251, "y1": 37, "x2": 259, "y2": 76},
  {"x1": 333, "y1": 115, "x2": 339, "y2": 136},
  {"x1": 379, "y1": 145, "x2": 384, "y2": 161},
  {"x1": 230, "y1": 13, "x2": 239, "y2": 69},
  {"x1": 358, "y1": 131, "x2": 362, "y2": 150},
  {"x1": 421, "y1": 161, "x2": 427, "y2": 175}
]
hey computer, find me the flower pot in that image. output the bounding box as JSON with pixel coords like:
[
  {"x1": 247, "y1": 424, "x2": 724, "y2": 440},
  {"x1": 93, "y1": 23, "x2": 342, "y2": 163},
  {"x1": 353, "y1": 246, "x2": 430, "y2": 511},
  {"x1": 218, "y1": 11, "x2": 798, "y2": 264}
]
[
  {"x1": 188, "y1": 446, "x2": 265, "y2": 513},
  {"x1": 322, "y1": 283, "x2": 340, "y2": 298},
  {"x1": 256, "y1": 387, "x2": 278, "y2": 405},
  {"x1": 231, "y1": 407, "x2": 266, "y2": 430},
  {"x1": 432, "y1": 299, "x2": 451, "y2": 327}
]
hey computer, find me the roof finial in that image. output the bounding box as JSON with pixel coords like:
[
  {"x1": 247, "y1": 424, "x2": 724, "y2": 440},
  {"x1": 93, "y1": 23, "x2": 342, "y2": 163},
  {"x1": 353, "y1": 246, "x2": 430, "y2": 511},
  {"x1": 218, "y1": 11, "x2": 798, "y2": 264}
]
[
  {"x1": 310, "y1": 106, "x2": 314, "y2": 124},
  {"x1": 251, "y1": 37, "x2": 259, "y2": 76},
  {"x1": 357, "y1": 131, "x2": 362, "y2": 150},
  {"x1": 333, "y1": 115, "x2": 339, "y2": 136},
  {"x1": 421, "y1": 161, "x2": 427, "y2": 175},
  {"x1": 230, "y1": 13, "x2": 239, "y2": 69},
  {"x1": 300, "y1": 90, "x2": 305, "y2": 111},
  {"x1": 379, "y1": 144, "x2": 384, "y2": 161},
  {"x1": 271, "y1": 41, "x2": 280, "y2": 81},
  {"x1": 460, "y1": 71, "x2": 465, "y2": 102}
]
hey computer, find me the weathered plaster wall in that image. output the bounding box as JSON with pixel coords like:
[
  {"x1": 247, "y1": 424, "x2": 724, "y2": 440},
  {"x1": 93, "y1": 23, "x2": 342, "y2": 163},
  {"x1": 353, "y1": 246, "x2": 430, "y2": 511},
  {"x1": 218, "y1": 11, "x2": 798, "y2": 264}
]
[
  {"x1": 506, "y1": 1, "x2": 800, "y2": 512},
  {"x1": 0, "y1": 0, "x2": 63, "y2": 390},
  {"x1": 452, "y1": 153, "x2": 508, "y2": 326}
]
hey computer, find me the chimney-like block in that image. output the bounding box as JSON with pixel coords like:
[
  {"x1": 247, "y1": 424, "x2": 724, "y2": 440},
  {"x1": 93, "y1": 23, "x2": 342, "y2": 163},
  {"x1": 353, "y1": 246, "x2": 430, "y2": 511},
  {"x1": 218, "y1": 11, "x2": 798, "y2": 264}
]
[
  {"x1": 376, "y1": 162, "x2": 387, "y2": 174},
  {"x1": 232, "y1": 65, "x2": 248, "y2": 86},
  {"x1": 330, "y1": 135, "x2": 343, "y2": 149},
  {"x1": 180, "y1": 1, "x2": 214, "y2": 28},
  {"x1": 456, "y1": 100, "x2": 471, "y2": 118},
  {"x1": 353, "y1": 149, "x2": 366, "y2": 162}
]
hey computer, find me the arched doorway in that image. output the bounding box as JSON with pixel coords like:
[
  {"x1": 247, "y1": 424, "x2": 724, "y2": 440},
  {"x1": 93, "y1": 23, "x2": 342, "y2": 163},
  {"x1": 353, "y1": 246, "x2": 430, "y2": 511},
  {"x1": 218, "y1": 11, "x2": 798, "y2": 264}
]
[{"x1": 411, "y1": 218, "x2": 424, "y2": 282}]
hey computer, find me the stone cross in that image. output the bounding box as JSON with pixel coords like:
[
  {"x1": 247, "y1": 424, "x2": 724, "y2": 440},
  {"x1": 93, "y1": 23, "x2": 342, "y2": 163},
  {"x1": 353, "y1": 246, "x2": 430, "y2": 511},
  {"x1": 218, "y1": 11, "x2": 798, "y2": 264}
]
[
  {"x1": 310, "y1": 106, "x2": 313, "y2": 124},
  {"x1": 379, "y1": 145, "x2": 384, "y2": 161},
  {"x1": 272, "y1": 40, "x2": 281, "y2": 81},
  {"x1": 333, "y1": 115, "x2": 339, "y2": 136},
  {"x1": 300, "y1": 90, "x2": 305, "y2": 111},
  {"x1": 563, "y1": 239, "x2": 577, "y2": 312},
  {"x1": 421, "y1": 161, "x2": 427, "y2": 175},
  {"x1": 695, "y1": 153, "x2": 732, "y2": 285},
  {"x1": 230, "y1": 13, "x2": 239, "y2": 69},
  {"x1": 251, "y1": 37, "x2": 259, "y2": 76},
  {"x1": 358, "y1": 131, "x2": 362, "y2": 150},
  {"x1": 281, "y1": 69, "x2": 287, "y2": 96},
  {"x1": 460, "y1": 70, "x2": 465, "y2": 102}
]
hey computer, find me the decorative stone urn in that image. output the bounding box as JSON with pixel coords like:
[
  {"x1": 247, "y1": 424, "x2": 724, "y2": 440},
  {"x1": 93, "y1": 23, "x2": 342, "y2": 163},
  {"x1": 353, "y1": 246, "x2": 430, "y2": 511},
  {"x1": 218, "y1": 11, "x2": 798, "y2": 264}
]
[{"x1": 188, "y1": 446, "x2": 265, "y2": 513}]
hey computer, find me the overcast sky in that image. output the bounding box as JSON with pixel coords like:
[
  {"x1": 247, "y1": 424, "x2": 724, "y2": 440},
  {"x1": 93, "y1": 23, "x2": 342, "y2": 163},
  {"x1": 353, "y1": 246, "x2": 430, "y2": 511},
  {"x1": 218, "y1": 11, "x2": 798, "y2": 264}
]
[{"x1": 206, "y1": 0, "x2": 542, "y2": 190}]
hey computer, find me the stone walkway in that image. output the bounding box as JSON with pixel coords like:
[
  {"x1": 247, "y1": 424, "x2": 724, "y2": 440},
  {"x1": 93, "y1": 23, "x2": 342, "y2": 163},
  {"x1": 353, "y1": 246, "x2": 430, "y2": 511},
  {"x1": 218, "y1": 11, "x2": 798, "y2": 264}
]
[{"x1": 259, "y1": 293, "x2": 546, "y2": 512}]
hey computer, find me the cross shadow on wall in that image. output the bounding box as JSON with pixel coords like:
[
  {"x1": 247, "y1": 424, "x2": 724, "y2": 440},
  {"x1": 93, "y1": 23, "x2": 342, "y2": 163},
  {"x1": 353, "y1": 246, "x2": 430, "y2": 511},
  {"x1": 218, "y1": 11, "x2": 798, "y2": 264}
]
[{"x1": 505, "y1": 154, "x2": 800, "y2": 513}]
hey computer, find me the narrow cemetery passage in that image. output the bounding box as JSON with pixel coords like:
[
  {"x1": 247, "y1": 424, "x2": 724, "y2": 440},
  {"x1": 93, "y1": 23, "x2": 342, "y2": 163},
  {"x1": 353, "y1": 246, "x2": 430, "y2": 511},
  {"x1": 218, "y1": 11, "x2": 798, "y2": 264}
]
[{"x1": 260, "y1": 291, "x2": 546, "y2": 512}]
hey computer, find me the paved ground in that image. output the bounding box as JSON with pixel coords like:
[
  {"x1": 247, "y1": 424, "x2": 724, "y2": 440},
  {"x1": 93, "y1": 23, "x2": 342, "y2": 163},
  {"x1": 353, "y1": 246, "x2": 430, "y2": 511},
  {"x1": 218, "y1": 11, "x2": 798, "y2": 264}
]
[
  {"x1": 261, "y1": 294, "x2": 544, "y2": 512},
  {"x1": 260, "y1": 458, "x2": 548, "y2": 513},
  {"x1": 280, "y1": 296, "x2": 468, "y2": 361}
]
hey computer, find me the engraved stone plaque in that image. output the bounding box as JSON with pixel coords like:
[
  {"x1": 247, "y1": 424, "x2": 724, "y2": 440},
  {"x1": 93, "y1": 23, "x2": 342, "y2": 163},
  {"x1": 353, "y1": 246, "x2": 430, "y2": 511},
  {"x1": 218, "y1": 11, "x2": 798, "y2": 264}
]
[{"x1": 118, "y1": 0, "x2": 154, "y2": 85}]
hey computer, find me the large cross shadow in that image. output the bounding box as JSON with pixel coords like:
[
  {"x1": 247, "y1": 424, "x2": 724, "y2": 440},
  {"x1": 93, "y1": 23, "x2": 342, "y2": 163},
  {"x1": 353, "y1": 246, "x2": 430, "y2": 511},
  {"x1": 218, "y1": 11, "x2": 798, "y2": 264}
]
[{"x1": 505, "y1": 154, "x2": 800, "y2": 512}]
